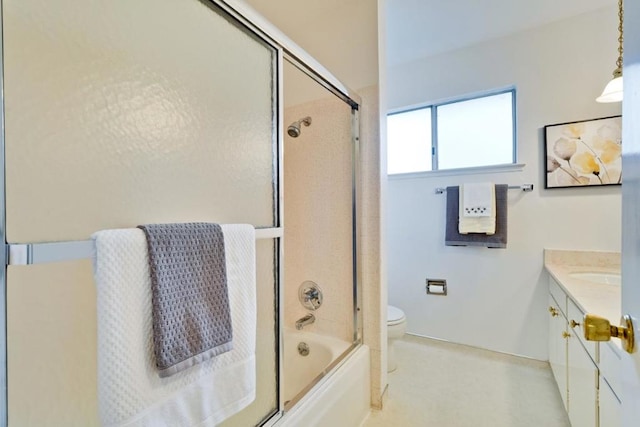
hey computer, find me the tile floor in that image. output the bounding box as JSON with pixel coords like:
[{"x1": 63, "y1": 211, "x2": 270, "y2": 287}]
[{"x1": 362, "y1": 335, "x2": 570, "y2": 427}]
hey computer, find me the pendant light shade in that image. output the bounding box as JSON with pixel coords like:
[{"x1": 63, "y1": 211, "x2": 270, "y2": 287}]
[
  {"x1": 597, "y1": 0, "x2": 624, "y2": 103},
  {"x1": 597, "y1": 76, "x2": 623, "y2": 103}
]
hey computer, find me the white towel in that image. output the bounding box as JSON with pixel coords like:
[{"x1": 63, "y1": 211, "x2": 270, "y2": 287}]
[
  {"x1": 459, "y1": 183, "x2": 496, "y2": 234},
  {"x1": 92, "y1": 225, "x2": 256, "y2": 427},
  {"x1": 462, "y1": 182, "x2": 494, "y2": 217}
]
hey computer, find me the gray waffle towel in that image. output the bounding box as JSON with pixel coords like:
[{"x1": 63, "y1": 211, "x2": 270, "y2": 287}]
[
  {"x1": 445, "y1": 185, "x2": 508, "y2": 248},
  {"x1": 138, "y1": 223, "x2": 233, "y2": 377}
]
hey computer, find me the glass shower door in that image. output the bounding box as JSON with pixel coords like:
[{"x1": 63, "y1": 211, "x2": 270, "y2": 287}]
[
  {"x1": 3, "y1": 0, "x2": 280, "y2": 425},
  {"x1": 281, "y1": 59, "x2": 358, "y2": 407}
]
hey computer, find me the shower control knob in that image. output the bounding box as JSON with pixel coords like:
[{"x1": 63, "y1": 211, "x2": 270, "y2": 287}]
[{"x1": 299, "y1": 281, "x2": 323, "y2": 310}]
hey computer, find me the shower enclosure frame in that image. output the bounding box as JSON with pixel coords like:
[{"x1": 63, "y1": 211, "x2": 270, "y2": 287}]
[
  {"x1": 219, "y1": 2, "x2": 363, "y2": 423},
  {"x1": 0, "y1": 0, "x2": 363, "y2": 425}
]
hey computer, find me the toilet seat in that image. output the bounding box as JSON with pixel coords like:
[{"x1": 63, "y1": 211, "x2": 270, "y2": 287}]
[{"x1": 387, "y1": 305, "x2": 406, "y2": 326}]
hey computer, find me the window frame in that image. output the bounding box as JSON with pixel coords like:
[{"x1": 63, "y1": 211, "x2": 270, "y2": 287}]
[{"x1": 388, "y1": 87, "x2": 517, "y2": 174}]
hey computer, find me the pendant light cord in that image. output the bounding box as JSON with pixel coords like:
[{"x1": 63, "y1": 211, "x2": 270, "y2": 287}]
[{"x1": 615, "y1": 0, "x2": 623, "y2": 77}]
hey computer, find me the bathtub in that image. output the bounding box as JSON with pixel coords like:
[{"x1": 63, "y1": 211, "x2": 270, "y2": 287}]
[
  {"x1": 276, "y1": 330, "x2": 370, "y2": 427},
  {"x1": 282, "y1": 329, "x2": 350, "y2": 404}
]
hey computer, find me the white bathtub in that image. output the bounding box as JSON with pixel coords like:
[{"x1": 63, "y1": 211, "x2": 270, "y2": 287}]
[
  {"x1": 276, "y1": 330, "x2": 370, "y2": 427},
  {"x1": 282, "y1": 329, "x2": 351, "y2": 403}
]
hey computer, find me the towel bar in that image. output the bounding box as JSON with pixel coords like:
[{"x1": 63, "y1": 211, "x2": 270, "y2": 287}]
[
  {"x1": 6, "y1": 226, "x2": 283, "y2": 266},
  {"x1": 434, "y1": 184, "x2": 533, "y2": 195}
]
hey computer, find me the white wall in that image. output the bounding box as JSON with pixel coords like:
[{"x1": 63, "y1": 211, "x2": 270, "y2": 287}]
[{"x1": 386, "y1": 7, "x2": 622, "y2": 360}]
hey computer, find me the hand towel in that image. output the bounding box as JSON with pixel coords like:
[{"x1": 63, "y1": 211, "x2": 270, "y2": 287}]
[
  {"x1": 92, "y1": 224, "x2": 256, "y2": 427},
  {"x1": 446, "y1": 185, "x2": 508, "y2": 248},
  {"x1": 461, "y1": 182, "x2": 494, "y2": 217},
  {"x1": 459, "y1": 183, "x2": 496, "y2": 234},
  {"x1": 137, "y1": 223, "x2": 232, "y2": 378}
]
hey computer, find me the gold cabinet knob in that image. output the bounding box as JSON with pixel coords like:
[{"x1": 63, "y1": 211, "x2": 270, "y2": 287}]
[
  {"x1": 562, "y1": 331, "x2": 571, "y2": 339},
  {"x1": 570, "y1": 319, "x2": 580, "y2": 329},
  {"x1": 549, "y1": 306, "x2": 559, "y2": 317},
  {"x1": 583, "y1": 313, "x2": 636, "y2": 354}
]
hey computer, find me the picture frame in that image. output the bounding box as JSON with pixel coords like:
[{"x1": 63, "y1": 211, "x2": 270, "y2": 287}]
[{"x1": 544, "y1": 115, "x2": 622, "y2": 189}]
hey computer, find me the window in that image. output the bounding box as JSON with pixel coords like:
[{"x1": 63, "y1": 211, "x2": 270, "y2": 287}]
[
  {"x1": 387, "y1": 89, "x2": 515, "y2": 174},
  {"x1": 387, "y1": 108, "x2": 432, "y2": 174}
]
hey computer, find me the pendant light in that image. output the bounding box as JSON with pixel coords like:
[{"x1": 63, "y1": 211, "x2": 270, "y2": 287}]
[{"x1": 597, "y1": 0, "x2": 624, "y2": 103}]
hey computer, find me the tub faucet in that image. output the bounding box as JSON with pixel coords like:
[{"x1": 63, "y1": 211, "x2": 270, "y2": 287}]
[{"x1": 295, "y1": 313, "x2": 315, "y2": 330}]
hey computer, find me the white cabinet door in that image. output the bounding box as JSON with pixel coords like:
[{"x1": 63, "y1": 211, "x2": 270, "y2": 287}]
[
  {"x1": 600, "y1": 378, "x2": 621, "y2": 427},
  {"x1": 568, "y1": 333, "x2": 598, "y2": 427},
  {"x1": 548, "y1": 294, "x2": 568, "y2": 410}
]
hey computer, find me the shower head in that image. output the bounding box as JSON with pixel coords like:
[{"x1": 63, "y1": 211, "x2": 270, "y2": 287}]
[{"x1": 287, "y1": 116, "x2": 312, "y2": 138}]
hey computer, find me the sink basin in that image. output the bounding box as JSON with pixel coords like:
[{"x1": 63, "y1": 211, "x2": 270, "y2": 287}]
[{"x1": 569, "y1": 272, "x2": 621, "y2": 286}]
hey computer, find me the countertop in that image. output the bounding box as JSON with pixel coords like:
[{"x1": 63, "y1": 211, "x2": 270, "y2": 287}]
[{"x1": 544, "y1": 249, "x2": 621, "y2": 351}]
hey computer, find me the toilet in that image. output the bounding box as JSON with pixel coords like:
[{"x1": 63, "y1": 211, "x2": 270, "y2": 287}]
[{"x1": 387, "y1": 305, "x2": 407, "y2": 372}]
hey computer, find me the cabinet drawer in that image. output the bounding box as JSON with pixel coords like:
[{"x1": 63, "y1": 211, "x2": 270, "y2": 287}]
[
  {"x1": 549, "y1": 277, "x2": 567, "y2": 317},
  {"x1": 567, "y1": 299, "x2": 597, "y2": 363},
  {"x1": 600, "y1": 341, "x2": 621, "y2": 399}
]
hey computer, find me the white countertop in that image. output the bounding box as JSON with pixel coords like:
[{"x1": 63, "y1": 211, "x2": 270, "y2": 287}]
[{"x1": 544, "y1": 249, "x2": 622, "y2": 351}]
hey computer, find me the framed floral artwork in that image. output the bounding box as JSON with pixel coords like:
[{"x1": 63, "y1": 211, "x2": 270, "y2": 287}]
[{"x1": 545, "y1": 115, "x2": 622, "y2": 189}]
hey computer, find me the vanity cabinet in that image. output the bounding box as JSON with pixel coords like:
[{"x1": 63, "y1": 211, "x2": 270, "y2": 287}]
[
  {"x1": 599, "y1": 341, "x2": 622, "y2": 426},
  {"x1": 566, "y1": 330, "x2": 597, "y2": 427},
  {"x1": 599, "y1": 378, "x2": 621, "y2": 427},
  {"x1": 548, "y1": 293, "x2": 568, "y2": 410},
  {"x1": 548, "y1": 276, "x2": 620, "y2": 427}
]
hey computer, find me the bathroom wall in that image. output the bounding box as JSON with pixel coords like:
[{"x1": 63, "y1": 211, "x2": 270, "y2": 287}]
[
  {"x1": 5, "y1": 0, "x2": 279, "y2": 425},
  {"x1": 357, "y1": 84, "x2": 387, "y2": 407},
  {"x1": 386, "y1": 6, "x2": 622, "y2": 360}
]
